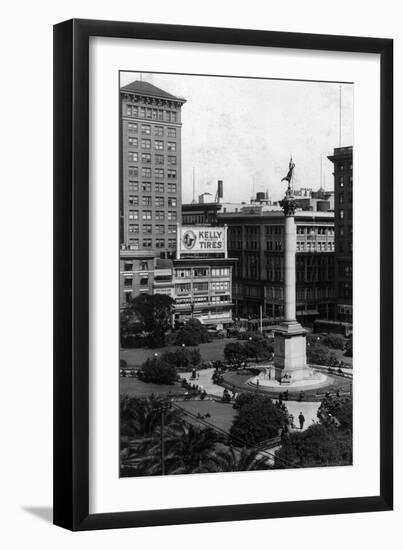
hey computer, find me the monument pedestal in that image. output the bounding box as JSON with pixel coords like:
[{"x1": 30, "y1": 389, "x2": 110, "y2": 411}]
[{"x1": 273, "y1": 321, "x2": 310, "y2": 383}]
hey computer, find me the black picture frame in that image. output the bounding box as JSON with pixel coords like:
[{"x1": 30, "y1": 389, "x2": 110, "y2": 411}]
[{"x1": 53, "y1": 18, "x2": 393, "y2": 531}]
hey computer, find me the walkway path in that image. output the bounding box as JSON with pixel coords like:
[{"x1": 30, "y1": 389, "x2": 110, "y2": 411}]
[{"x1": 181, "y1": 368, "x2": 319, "y2": 431}]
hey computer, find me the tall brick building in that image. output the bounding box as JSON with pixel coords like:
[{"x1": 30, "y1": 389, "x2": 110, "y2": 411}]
[
  {"x1": 120, "y1": 80, "x2": 186, "y2": 255},
  {"x1": 328, "y1": 146, "x2": 353, "y2": 322},
  {"x1": 218, "y1": 209, "x2": 336, "y2": 322},
  {"x1": 119, "y1": 80, "x2": 186, "y2": 305}
]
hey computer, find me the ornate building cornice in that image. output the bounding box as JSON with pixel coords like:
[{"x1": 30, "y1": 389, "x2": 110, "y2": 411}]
[{"x1": 121, "y1": 92, "x2": 185, "y2": 109}]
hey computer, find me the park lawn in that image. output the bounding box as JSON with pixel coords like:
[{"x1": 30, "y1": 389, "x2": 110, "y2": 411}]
[
  {"x1": 176, "y1": 400, "x2": 237, "y2": 433},
  {"x1": 120, "y1": 338, "x2": 236, "y2": 367},
  {"x1": 120, "y1": 376, "x2": 187, "y2": 398}
]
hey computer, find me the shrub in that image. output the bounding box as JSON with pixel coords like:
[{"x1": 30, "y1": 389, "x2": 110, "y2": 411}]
[
  {"x1": 139, "y1": 356, "x2": 178, "y2": 385},
  {"x1": 175, "y1": 318, "x2": 210, "y2": 346},
  {"x1": 274, "y1": 424, "x2": 352, "y2": 468},
  {"x1": 224, "y1": 341, "x2": 248, "y2": 365},
  {"x1": 321, "y1": 333, "x2": 346, "y2": 350},
  {"x1": 318, "y1": 396, "x2": 352, "y2": 431},
  {"x1": 344, "y1": 338, "x2": 353, "y2": 357},
  {"x1": 162, "y1": 347, "x2": 201, "y2": 371},
  {"x1": 230, "y1": 395, "x2": 288, "y2": 445},
  {"x1": 233, "y1": 392, "x2": 256, "y2": 410},
  {"x1": 307, "y1": 343, "x2": 338, "y2": 367}
]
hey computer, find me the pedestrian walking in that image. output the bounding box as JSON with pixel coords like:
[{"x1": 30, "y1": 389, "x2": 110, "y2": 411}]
[{"x1": 298, "y1": 411, "x2": 305, "y2": 430}]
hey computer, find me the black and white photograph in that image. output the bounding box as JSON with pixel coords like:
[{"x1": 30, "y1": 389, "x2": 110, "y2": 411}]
[{"x1": 119, "y1": 71, "x2": 354, "y2": 477}]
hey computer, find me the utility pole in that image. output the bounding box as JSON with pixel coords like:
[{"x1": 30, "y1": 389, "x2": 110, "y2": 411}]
[
  {"x1": 158, "y1": 399, "x2": 172, "y2": 475},
  {"x1": 260, "y1": 304, "x2": 263, "y2": 333},
  {"x1": 339, "y1": 84, "x2": 342, "y2": 147}
]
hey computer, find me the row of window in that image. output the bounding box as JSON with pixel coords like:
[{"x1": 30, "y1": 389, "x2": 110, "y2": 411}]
[
  {"x1": 127, "y1": 123, "x2": 177, "y2": 137},
  {"x1": 338, "y1": 192, "x2": 353, "y2": 204},
  {"x1": 128, "y1": 224, "x2": 177, "y2": 234},
  {"x1": 338, "y1": 175, "x2": 353, "y2": 187},
  {"x1": 123, "y1": 260, "x2": 149, "y2": 271},
  {"x1": 128, "y1": 167, "x2": 177, "y2": 179},
  {"x1": 127, "y1": 238, "x2": 177, "y2": 249},
  {"x1": 126, "y1": 104, "x2": 178, "y2": 122},
  {"x1": 175, "y1": 295, "x2": 231, "y2": 304},
  {"x1": 175, "y1": 282, "x2": 230, "y2": 293},
  {"x1": 338, "y1": 208, "x2": 352, "y2": 220},
  {"x1": 128, "y1": 210, "x2": 177, "y2": 221},
  {"x1": 297, "y1": 226, "x2": 334, "y2": 235},
  {"x1": 337, "y1": 162, "x2": 353, "y2": 172},
  {"x1": 127, "y1": 139, "x2": 177, "y2": 151},
  {"x1": 128, "y1": 196, "x2": 177, "y2": 207},
  {"x1": 174, "y1": 267, "x2": 231, "y2": 278},
  {"x1": 123, "y1": 277, "x2": 149, "y2": 289},
  {"x1": 127, "y1": 149, "x2": 177, "y2": 165},
  {"x1": 296, "y1": 241, "x2": 335, "y2": 251},
  {"x1": 128, "y1": 181, "x2": 177, "y2": 193}
]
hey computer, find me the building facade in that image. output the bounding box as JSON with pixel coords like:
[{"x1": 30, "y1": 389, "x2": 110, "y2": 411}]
[
  {"x1": 119, "y1": 80, "x2": 186, "y2": 307},
  {"x1": 119, "y1": 80, "x2": 234, "y2": 325},
  {"x1": 172, "y1": 259, "x2": 234, "y2": 327},
  {"x1": 219, "y1": 210, "x2": 336, "y2": 323},
  {"x1": 120, "y1": 80, "x2": 186, "y2": 256},
  {"x1": 328, "y1": 146, "x2": 353, "y2": 323}
]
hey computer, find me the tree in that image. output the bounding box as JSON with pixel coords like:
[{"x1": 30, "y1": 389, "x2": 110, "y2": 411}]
[
  {"x1": 139, "y1": 356, "x2": 178, "y2": 385},
  {"x1": 307, "y1": 343, "x2": 338, "y2": 367},
  {"x1": 274, "y1": 424, "x2": 352, "y2": 468},
  {"x1": 213, "y1": 446, "x2": 271, "y2": 472},
  {"x1": 174, "y1": 318, "x2": 210, "y2": 346},
  {"x1": 344, "y1": 338, "x2": 353, "y2": 357},
  {"x1": 244, "y1": 338, "x2": 273, "y2": 362},
  {"x1": 120, "y1": 395, "x2": 182, "y2": 476},
  {"x1": 129, "y1": 294, "x2": 174, "y2": 347},
  {"x1": 321, "y1": 333, "x2": 346, "y2": 350},
  {"x1": 120, "y1": 307, "x2": 145, "y2": 347},
  {"x1": 138, "y1": 424, "x2": 222, "y2": 475},
  {"x1": 224, "y1": 341, "x2": 248, "y2": 366},
  {"x1": 162, "y1": 347, "x2": 201, "y2": 371},
  {"x1": 120, "y1": 394, "x2": 181, "y2": 438},
  {"x1": 318, "y1": 396, "x2": 352, "y2": 432},
  {"x1": 233, "y1": 392, "x2": 256, "y2": 410},
  {"x1": 230, "y1": 395, "x2": 288, "y2": 446}
]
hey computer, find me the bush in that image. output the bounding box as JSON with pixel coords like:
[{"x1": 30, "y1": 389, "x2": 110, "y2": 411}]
[
  {"x1": 139, "y1": 356, "x2": 178, "y2": 385},
  {"x1": 274, "y1": 424, "x2": 352, "y2": 468},
  {"x1": 307, "y1": 343, "x2": 338, "y2": 367},
  {"x1": 321, "y1": 333, "x2": 346, "y2": 350},
  {"x1": 344, "y1": 338, "x2": 353, "y2": 357},
  {"x1": 175, "y1": 318, "x2": 210, "y2": 346},
  {"x1": 233, "y1": 392, "x2": 256, "y2": 410},
  {"x1": 318, "y1": 396, "x2": 352, "y2": 431},
  {"x1": 230, "y1": 395, "x2": 288, "y2": 445},
  {"x1": 224, "y1": 341, "x2": 248, "y2": 365},
  {"x1": 162, "y1": 347, "x2": 201, "y2": 371},
  {"x1": 244, "y1": 338, "x2": 273, "y2": 362}
]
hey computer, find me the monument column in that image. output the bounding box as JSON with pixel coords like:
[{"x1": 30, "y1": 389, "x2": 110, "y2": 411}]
[
  {"x1": 273, "y1": 160, "x2": 309, "y2": 383},
  {"x1": 283, "y1": 190, "x2": 297, "y2": 324}
]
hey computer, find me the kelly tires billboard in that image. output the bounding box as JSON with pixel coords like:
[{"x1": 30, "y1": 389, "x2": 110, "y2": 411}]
[{"x1": 179, "y1": 226, "x2": 227, "y2": 255}]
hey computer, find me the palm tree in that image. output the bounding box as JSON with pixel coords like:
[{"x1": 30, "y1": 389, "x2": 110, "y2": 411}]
[
  {"x1": 120, "y1": 394, "x2": 182, "y2": 475},
  {"x1": 213, "y1": 446, "x2": 271, "y2": 472},
  {"x1": 138, "y1": 424, "x2": 224, "y2": 475},
  {"x1": 120, "y1": 394, "x2": 181, "y2": 438}
]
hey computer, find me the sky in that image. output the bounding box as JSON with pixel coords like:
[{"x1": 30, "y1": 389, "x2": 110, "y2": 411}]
[{"x1": 120, "y1": 71, "x2": 353, "y2": 204}]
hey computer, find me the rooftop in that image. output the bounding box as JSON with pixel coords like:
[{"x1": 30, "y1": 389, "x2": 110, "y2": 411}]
[{"x1": 120, "y1": 80, "x2": 186, "y2": 103}]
